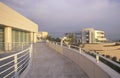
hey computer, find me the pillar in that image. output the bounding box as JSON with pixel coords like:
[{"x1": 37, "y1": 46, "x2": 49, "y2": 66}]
[
  {"x1": 79, "y1": 48, "x2": 82, "y2": 53},
  {"x1": 61, "y1": 40, "x2": 63, "y2": 46},
  {"x1": 30, "y1": 32, "x2": 34, "y2": 43},
  {"x1": 33, "y1": 32, "x2": 37, "y2": 43},
  {"x1": 4, "y1": 27, "x2": 12, "y2": 51},
  {"x1": 96, "y1": 55, "x2": 99, "y2": 63}
]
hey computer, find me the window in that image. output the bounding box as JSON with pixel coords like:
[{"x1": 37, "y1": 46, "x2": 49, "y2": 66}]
[{"x1": 0, "y1": 27, "x2": 4, "y2": 50}]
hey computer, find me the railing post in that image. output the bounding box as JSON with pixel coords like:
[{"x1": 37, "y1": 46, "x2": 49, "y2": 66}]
[
  {"x1": 7, "y1": 43, "x2": 8, "y2": 51},
  {"x1": 14, "y1": 54, "x2": 18, "y2": 77},
  {"x1": 68, "y1": 45, "x2": 70, "y2": 49},
  {"x1": 8, "y1": 43, "x2": 12, "y2": 51},
  {"x1": 22, "y1": 42, "x2": 24, "y2": 50},
  {"x1": 30, "y1": 44, "x2": 33, "y2": 58},
  {"x1": 61, "y1": 42, "x2": 63, "y2": 47},
  {"x1": 56, "y1": 42, "x2": 57, "y2": 45},
  {"x1": 96, "y1": 55, "x2": 99, "y2": 63},
  {"x1": 79, "y1": 47, "x2": 82, "y2": 53},
  {"x1": 8, "y1": 43, "x2": 10, "y2": 51},
  {"x1": 5, "y1": 42, "x2": 9, "y2": 51}
]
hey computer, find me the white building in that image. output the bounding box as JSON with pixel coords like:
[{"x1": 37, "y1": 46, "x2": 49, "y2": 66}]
[
  {"x1": 0, "y1": 2, "x2": 38, "y2": 51},
  {"x1": 82, "y1": 28, "x2": 107, "y2": 43},
  {"x1": 37, "y1": 32, "x2": 48, "y2": 41}
]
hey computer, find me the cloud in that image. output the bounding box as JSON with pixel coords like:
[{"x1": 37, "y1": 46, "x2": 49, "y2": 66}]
[{"x1": 0, "y1": 0, "x2": 120, "y2": 39}]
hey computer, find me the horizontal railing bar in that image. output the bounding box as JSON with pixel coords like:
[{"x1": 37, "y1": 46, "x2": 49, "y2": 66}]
[
  {"x1": 0, "y1": 42, "x2": 30, "y2": 43},
  {"x1": 17, "y1": 52, "x2": 29, "y2": 60},
  {"x1": 17, "y1": 59, "x2": 29, "y2": 75},
  {"x1": 0, "y1": 44, "x2": 32, "y2": 78},
  {"x1": 0, "y1": 54, "x2": 29, "y2": 77},
  {"x1": 17, "y1": 52, "x2": 28, "y2": 59},
  {"x1": 0, "y1": 60, "x2": 14, "y2": 68},
  {"x1": 0, "y1": 65, "x2": 14, "y2": 75},
  {"x1": 3, "y1": 69, "x2": 15, "y2": 78},
  {"x1": 82, "y1": 48, "x2": 120, "y2": 68},
  {"x1": 0, "y1": 48, "x2": 29, "y2": 61},
  {"x1": 99, "y1": 54, "x2": 120, "y2": 67},
  {"x1": 17, "y1": 58, "x2": 29, "y2": 70},
  {"x1": 17, "y1": 55, "x2": 29, "y2": 65},
  {"x1": 90, "y1": 51, "x2": 120, "y2": 68},
  {"x1": 70, "y1": 45, "x2": 79, "y2": 49}
]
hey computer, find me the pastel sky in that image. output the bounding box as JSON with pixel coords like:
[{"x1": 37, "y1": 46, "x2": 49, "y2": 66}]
[{"x1": 0, "y1": 0, "x2": 120, "y2": 40}]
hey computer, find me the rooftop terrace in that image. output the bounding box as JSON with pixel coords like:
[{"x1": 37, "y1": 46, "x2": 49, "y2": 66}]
[{"x1": 22, "y1": 43, "x2": 88, "y2": 78}]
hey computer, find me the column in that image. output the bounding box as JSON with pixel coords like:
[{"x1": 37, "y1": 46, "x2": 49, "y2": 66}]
[
  {"x1": 30, "y1": 32, "x2": 34, "y2": 43},
  {"x1": 33, "y1": 32, "x2": 37, "y2": 43},
  {"x1": 4, "y1": 27, "x2": 12, "y2": 51}
]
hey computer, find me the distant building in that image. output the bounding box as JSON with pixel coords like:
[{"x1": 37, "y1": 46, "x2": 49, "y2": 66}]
[
  {"x1": 0, "y1": 2, "x2": 38, "y2": 51},
  {"x1": 74, "y1": 32, "x2": 82, "y2": 44},
  {"x1": 37, "y1": 32, "x2": 48, "y2": 41},
  {"x1": 63, "y1": 32, "x2": 82, "y2": 45},
  {"x1": 82, "y1": 28, "x2": 107, "y2": 43}
]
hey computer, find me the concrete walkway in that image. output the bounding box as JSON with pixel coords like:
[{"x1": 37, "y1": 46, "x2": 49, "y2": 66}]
[{"x1": 24, "y1": 43, "x2": 88, "y2": 78}]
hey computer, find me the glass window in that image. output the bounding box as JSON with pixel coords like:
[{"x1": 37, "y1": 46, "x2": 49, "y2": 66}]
[
  {"x1": 0, "y1": 27, "x2": 4, "y2": 51},
  {"x1": 12, "y1": 29, "x2": 31, "y2": 47}
]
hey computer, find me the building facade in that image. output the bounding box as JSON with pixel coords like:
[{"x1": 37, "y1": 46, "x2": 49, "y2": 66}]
[
  {"x1": 82, "y1": 28, "x2": 107, "y2": 43},
  {"x1": 63, "y1": 32, "x2": 82, "y2": 45},
  {"x1": 0, "y1": 3, "x2": 38, "y2": 51},
  {"x1": 37, "y1": 32, "x2": 48, "y2": 41}
]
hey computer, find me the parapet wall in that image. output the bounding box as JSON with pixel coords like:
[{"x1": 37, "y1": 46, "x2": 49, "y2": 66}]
[{"x1": 47, "y1": 43, "x2": 120, "y2": 78}]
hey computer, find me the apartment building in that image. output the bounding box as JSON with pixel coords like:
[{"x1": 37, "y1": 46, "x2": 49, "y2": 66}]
[
  {"x1": 82, "y1": 28, "x2": 107, "y2": 43},
  {"x1": 0, "y1": 2, "x2": 38, "y2": 51}
]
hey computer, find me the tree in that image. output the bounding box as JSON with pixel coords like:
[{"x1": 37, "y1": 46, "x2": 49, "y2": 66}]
[
  {"x1": 106, "y1": 55, "x2": 110, "y2": 59},
  {"x1": 46, "y1": 36, "x2": 54, "y2": 41},
  {"x1": 66, "y1": 33, "x2": 75, "y2": 45},
  {"x1": 46, "y1": 36, "x2": 61, "y2": 42},
  {"x1": 112, "y1": 56, "x2": 117, "y2": 61},
  {"x1": 55, "y1": 37, "x2": 61, "y2": 42}
]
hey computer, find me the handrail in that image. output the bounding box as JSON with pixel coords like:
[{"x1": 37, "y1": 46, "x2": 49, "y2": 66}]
[
  {"x1": 0, "y1": 44, "x2": 32, "y2": 78},
  {"x1": 17, "y1": 58, "x2": 29, "y2": 70},
  {"x1": 4, "y1": 70, "x2": 15, "y2": 78},
  {"x1": 0, "y1": 65, "x2": 14, "y2": 75},
  {"x1": 82, "y1": 49, "x2": 120, "y2": 68},
  {"x1": 82, "y1": 49, "x2": 120, "y2": 73},
  {"x1": 68, "y1": 44, "x2": 120, "y2": 73},
  {"x1": 0, "y1": 49, "x2": 29, "y2": 61},
  {"x1": 17, "y1": 52, "x2": 29, "y2": 60},
  {"x1": 48, "y1": 41, "x2": 120, "y2": 78},
  {"x1": 0, "y1": 60, "x2": 14, "y2": 68},
  {"x1": 17, "y1": 55, "x2": 29, "y2": 66},
  {"x1": 52, "y1": 41, "x2": 120, "y2": 74},
  {"x1": 0, "y1": 42, "x2": 31, "y2": 52}
]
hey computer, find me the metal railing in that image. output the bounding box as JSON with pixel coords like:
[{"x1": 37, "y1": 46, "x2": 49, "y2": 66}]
[
  {"x1": 53, "y1": 42, "x2": 120, "y2": 74},
  {"x1": 69, "y1": 45, "x2": 120, "y2": 73},
  {"x1": 0, "y1": 44, "x2": 32, "y2": 78},
  {"x1": 82, "y1": 49, "x2": 120, "y2": 73},
  {"x1": 0, "y1": 42, "x2": 31, "y2": 53}
]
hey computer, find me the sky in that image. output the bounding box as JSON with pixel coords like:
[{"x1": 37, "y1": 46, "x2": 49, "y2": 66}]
[{"x1": 0, "y1": 0, "x2": 120, "y2": 40}]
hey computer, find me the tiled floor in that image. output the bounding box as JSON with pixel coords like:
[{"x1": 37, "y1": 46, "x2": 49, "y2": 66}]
[{"x1": 24, "y1": 43, "x2": 88, "y2": 78}]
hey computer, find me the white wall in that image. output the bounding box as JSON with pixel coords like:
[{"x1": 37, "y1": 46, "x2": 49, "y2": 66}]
[{"x1": 0, "y1": 2, "x2": 38, "y2": 32}]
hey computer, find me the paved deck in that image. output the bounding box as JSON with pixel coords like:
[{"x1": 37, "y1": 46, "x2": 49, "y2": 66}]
[{"x1": 24, "y1": 43, "x2": 88, "y2": 78}]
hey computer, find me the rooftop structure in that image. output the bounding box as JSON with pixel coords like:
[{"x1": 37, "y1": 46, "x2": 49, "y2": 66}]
[{"x1": 0, "y1": 2, "x2": 38, "y2": 51}]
